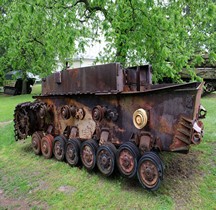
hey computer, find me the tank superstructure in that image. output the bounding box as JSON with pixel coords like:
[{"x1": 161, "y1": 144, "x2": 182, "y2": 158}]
[{"x1": 14, "y1": 63, "x2": 206, "y2": 190}]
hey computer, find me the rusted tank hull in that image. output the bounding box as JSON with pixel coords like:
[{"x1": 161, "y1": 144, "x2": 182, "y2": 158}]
[
  {"x1": 13, "y1": 63, "x2": 205, "y2": 191},
  {"x1": 30, "y1": 82, "x2": 202, "y2": 153}
]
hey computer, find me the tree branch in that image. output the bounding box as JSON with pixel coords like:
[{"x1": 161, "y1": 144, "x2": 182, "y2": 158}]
[{"x1": 28, "y1": 37, "x2": 44, "y2": 46}]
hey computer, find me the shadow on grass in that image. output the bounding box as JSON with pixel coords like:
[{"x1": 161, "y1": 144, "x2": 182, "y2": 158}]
[
  {"x1": 110, "y1": 150, "x2": 203, "y2": 195},
  {"x1": 18, "y1": 140, "x2": 33, "y2": 154},
  {"x1": 202, "y1": 91, "x2": 216, "y2": 98},
  {"x1": 18, "y1": 139, "x2": 204, "y2": 199}
]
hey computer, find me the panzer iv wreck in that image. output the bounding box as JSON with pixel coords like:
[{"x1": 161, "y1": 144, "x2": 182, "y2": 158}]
[{"x1": 14, "y1": 63, "x2": 206, "y2": 190}]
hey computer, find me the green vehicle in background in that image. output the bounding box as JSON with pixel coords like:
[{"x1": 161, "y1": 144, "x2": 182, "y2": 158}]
[
  {"x1": 182, "y1": 55, "x2": 216, "y2": 93},
  {"x1": 3, "y1": 71, "x2": 35, "y2": 95},
  {"x1": 180, "y1": 66, "x2": 216, "y2": 93},
  {"x1": 161, "y1": 55, "x2": 216, "y2": 94}
]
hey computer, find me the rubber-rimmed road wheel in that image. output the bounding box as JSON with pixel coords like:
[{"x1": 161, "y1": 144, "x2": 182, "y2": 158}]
[
  {"x1": 65, "y1": 138, "x2": 81, "y2": 166},
  {"x1": 143, "y1": 151, "x2": 164, "y2": 180},
  {"x1": 31, "y1": 131, "x2": 44, "y2": 155},
  {"x1": 116, "y1": 142, "x2": 140, "y2": 178},
  {"x1": 53, "y1": 135, "x2": 67, "y2": 161},
  {"x1": 97, "y1": 143, "x2": 116, "y2": 176},
  {"x1": 41, "y1": 134, "x2": 54, "y2": 159},
  {"x1": 80, "y1": 139, "x2": 98, "y2": 170},
  {"x1": 137, "y1": 152, "x2": 163, "y2": 191}
]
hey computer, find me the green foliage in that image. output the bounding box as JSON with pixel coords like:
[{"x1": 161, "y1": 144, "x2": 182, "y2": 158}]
[
  {"x1": 0, "y1": 0, "x2": 215, "y2": 81},
  {"x1": 0, "y1": 0, "x2": 80, "y2": 78}
]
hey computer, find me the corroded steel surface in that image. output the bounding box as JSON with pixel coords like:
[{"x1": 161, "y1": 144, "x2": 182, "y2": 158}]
[
  {"x1": 13, "y1": 63, "x2": 206, "y2": 190},
  {"x1": 42, "y1": 63, "x2": 124, "y2": 95},
  {"x1": 41, "y1": 63, "x2": 152, "y2": 95}
]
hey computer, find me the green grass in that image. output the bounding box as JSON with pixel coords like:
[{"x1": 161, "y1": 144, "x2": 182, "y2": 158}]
[
  {"x1": 195, "y1": 93, "x2": 216, "y2": 210},
  {"x1": 0, "y1": 90, "x2": 215, "y2": 209},
  {"x1": 0, "y1": 84, "x2": 41, "y2": 122}
]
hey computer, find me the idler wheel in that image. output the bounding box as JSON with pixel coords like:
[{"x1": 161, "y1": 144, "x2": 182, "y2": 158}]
[
  {"x1": 117, "y1": 142, "x2": 140, "y2": 178},
  {"x1": 65, "y1": 138, "x2": 81, "y2": 166},
  {"x1": 137, "y1": 152, "x2": 163, "y2": 191},
  {"x1": 80, "y1": 139, "x2": 98, "y2": 170},
  {"x1": 41, "y1": 134, "x2": 54, "y2": 159},
  {"x1": 53, "y1": 135, "x2": 67, "y2": 161},
  {"x1": 31, "y1": 131, "x2": 44, "y2": 155},
  {"x1": 96, "y1": 142, "x2": 117, "y2": 176}
]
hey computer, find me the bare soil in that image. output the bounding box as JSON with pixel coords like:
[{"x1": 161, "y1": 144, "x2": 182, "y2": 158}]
[
  {"x1": 163, "y1": 150, "x2": 205, "y2": 209},
  {"x1": 0, "y1": 188, "x2": 48, "y2": 210},
  {"x1": 0, "y1": 189, "x2": 31, "y2": 210}
]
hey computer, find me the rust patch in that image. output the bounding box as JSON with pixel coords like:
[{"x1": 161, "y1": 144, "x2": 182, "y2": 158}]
[{"x1": 158, "y1": 116, "x2": 173, "y2": 134}]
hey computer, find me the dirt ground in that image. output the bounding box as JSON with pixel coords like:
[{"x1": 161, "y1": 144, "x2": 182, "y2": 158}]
[
  {"x1": 0, "y1": 187, "x2": 50, "y2": 210},
  {"x1": 0, "y1": 184, "x2": 78, "y2": 209},
  {"x1": 0, "y1": 189, "x2": 38, "y2": 210}
]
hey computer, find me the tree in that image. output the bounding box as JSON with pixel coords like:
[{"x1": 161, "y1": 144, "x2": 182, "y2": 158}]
[
  {"x1": 0, "y1": 0, "x2": 215, "y2": 86},
  {"x1": 1, "y1": 1, "x2": 79, "y2": 77},
  {"x1": 92, "y1": 0, "x2": 216, "y2": 81}
]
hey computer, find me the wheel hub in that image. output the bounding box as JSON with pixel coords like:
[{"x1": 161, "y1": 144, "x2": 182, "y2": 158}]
[
  {"x1": 83, "y1": 146, "x2": 93, "y2": 165},
  {"x1": 101, "y1": 154, "x2": 109, "y2": 166},
  {"x1": 144, "y1": 167, "x2": 154, "y2": 181},
  {"x1": 20, "y1": 117, "x2": 27, "y2": 127},
  {"x1": 119, "y1": 150, "x2": 134, "y2": 173},
  {"x1": 122, "y1": 155, "x2": 131, "y2": 167},
  {"x1": 68, "y1": 147, "x2": 75, "y2": 158},
  {"x1": 56, "y1": 144, "x2": 62, "y2": 155},
  {"x1": 32, "y1": 140, "x2": 37, "y2": 148},
  {"x1": 43, "y1": 143, "x2": 48, "y2": 153}
]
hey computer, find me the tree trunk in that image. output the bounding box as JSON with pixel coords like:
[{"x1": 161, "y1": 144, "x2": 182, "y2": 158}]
[
  {"x1": 21, "y1": 79, "x2": 28, "y2": 94},
  {"x1": 21, "y1": 71, "x2": 28, "y2": 94}
]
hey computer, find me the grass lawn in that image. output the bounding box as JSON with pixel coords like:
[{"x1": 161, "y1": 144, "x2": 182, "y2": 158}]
[
  {"x1": 0, "y1": 86, "x2": 215, "y2": 209},
  {"x1": 0, "y1": 84, "x2": 41, "y2": 122}
]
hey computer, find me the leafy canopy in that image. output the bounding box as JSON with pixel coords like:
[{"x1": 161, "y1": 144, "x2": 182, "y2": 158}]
[{"x1": 0, "y1": 0, "x2": 215, "y2": 81}]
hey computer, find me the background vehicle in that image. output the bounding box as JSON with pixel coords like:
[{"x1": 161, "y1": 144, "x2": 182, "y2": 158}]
[
  {"x1": 180, "y1": 65, "x2": 216, "y2": 93},
  {"x1": 3, "y1": 71, "x2": 35, "y2": 95},
  {"x1": 162, "y1": 55, "x2": 216, "y2": 93}
]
